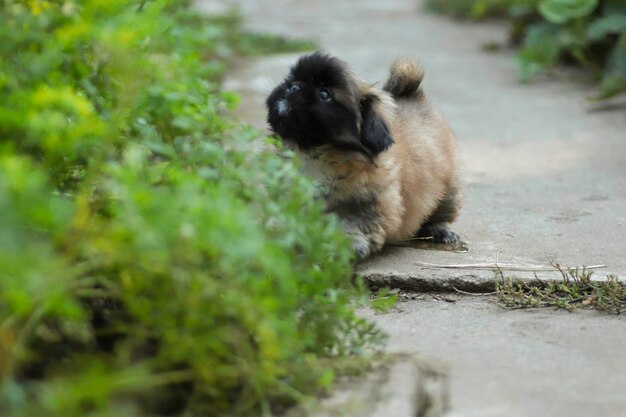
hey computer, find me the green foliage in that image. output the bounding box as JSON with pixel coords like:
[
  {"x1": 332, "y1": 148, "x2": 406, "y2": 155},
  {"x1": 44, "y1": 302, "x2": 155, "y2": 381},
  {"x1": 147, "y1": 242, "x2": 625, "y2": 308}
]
[
  {"x1": 369, "y1": 288, "x2": 399, "y2": 313},
  {"x1": 0, "y1": 1, "x2": 379, "y2": 416},
  {"x1": 597, "y1": 32, "x2": 626, "y2": 98},
  {"x1": 425, "y1": 0, "x2": 626, "y2": 99},
  {"x1": 425, "y1": 0, "x2": 529, "y2": 19},
  {"x1": 496, "y1": 266, "x2": 625, "y2": 314},
  {"x1": 538, "y1": 0, "x2": 598, "y2": 24},
  {"x1": 587, "y1": 14, "x2": 626, "y2": 40},
  {"x1": 517, "y1": 22, "x2": 563, "y2": 79}
]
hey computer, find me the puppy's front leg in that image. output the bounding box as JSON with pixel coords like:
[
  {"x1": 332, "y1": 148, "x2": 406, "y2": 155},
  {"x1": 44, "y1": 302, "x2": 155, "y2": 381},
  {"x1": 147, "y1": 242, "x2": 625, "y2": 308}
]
[{"x1": 328, "y1": 195, "x2": 385, "y2": 260}]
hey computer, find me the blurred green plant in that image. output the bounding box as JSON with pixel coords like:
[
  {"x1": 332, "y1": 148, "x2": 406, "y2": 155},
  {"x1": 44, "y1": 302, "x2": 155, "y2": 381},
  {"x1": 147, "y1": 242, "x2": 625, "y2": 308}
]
[
  {"x1": 0, "y1": 1, "x2": 379, "y2": 416},
  {"x1": 369, "y1": 288, "x2": 399, "y2": 313},
  {"x1": 425, "y1": 0, "x2": 626, "y2": 99},
  {"x1": 425, "y1": 0, "x2": 519, "y2": 18}
]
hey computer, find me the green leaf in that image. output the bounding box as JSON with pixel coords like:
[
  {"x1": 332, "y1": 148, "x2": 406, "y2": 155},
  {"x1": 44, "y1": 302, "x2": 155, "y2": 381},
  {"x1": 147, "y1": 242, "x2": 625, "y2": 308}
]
[
  {"x1": 596, "y1": 33, "x2": 626, "y2": 99},
  {"x1": 370, "y1": 288, "x2": 398, "y2": 313},
  {"x1": 603, "y1": 1, "x2": 626, "y2": 17},
  {"x1": 587, "y1": 15, "x2": 626, "y2": 41},
  {"x1": 538, "y1": 0, "x2": 599, "y2": 24},
  {"x1": 517, "y1": 22, "x2": 563, "y2": 80}
]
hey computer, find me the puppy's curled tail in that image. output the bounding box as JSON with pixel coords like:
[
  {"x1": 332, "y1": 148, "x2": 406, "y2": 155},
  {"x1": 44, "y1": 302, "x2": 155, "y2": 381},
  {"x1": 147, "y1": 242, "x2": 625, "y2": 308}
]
[{"x1": 383, "y1": 58, "x2": 424, "y2": 99}]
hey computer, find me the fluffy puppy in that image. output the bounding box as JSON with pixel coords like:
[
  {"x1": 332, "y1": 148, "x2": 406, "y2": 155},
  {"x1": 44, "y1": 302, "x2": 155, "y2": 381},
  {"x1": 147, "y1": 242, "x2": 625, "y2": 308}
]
[{"x1": 266, "y1": 52, "x2": 462, "y2": 259}]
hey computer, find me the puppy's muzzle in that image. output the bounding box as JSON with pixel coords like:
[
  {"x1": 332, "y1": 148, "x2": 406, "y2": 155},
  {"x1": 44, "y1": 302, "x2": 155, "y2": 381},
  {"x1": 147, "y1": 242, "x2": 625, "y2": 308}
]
[
  {"x1": 276, "y1": 82, "x2": 302, "y2": 116},
  {"x1": 275, "y1": 99, "x2": 290, "y2": 116}
]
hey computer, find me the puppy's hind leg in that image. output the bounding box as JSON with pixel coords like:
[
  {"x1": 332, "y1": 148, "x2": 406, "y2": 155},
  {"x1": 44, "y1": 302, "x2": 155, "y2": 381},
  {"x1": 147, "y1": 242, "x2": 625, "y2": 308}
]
[{"x1": 418, "y1": 186, "x2": 462, "y2": 244}]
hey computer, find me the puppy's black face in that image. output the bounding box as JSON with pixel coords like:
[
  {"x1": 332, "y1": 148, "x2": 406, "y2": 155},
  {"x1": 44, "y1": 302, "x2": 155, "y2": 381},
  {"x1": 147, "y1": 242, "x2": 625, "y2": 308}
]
[
  {"x1": 266, "y1": 52, "x2": 393, "y2": 156},
  {"x1": 266, "y1": 53, "x2": 359, "y2": 151}
]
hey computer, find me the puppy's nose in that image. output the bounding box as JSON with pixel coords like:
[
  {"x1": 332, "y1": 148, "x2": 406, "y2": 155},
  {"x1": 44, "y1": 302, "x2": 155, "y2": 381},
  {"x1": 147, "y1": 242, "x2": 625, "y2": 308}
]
[{"x1": 286, "y1": 82, "x2": 301, "y2": 95}]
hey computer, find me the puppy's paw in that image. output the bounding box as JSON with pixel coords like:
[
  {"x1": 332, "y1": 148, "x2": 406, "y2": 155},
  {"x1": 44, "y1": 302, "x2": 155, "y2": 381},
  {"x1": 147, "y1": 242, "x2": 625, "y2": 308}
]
[
  {"x1": 420, "y1": 223, "x2": 460, "y2": 245},
  {"x1": 354, "y1": 246, "x2": 370, "y2": 260},
  {"x1": 352, "y1": 238, "x2": 372, "y2": 260},
  {"x1": 432, "y1": 227, "x2": 460, "y2": 245},
  {"x1": 343, "y1": 218, "x2": 385, "y2": 260}
]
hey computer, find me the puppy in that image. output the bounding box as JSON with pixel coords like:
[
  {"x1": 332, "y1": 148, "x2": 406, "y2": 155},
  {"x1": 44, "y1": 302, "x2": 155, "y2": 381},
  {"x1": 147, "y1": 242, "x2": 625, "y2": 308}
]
[{"x1": 266, "y1": 52, "x2": 462, "y2": 259}]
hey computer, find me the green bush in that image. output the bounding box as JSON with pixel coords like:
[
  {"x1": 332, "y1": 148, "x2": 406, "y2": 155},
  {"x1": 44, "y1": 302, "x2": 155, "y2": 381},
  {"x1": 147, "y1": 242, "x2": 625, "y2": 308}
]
[
  {"x1": 426, "y1": 0, "x2": 626, "y2": 99},
  {"x1": 425, "y1": 0, "x2": 519, "y2": 18},
  {"x1": 0, "y1": 1, "x2": 382, "y2": 416}
]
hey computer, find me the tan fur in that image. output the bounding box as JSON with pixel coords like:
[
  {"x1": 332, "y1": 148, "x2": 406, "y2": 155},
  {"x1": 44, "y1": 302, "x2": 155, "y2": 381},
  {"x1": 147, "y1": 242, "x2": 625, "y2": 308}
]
[
  {"x1": 297, "y1": 60, "x2": 462, "y2": 257},
  {"x1": 387, "y1": 94, "x2": 460, "y2": 239},
  {"x1": 385, "y1": 58, "x2": 424, "y2": 97}
]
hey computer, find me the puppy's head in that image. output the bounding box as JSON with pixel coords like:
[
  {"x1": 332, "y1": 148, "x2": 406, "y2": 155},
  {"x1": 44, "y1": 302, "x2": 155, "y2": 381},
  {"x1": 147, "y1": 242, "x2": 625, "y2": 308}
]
[{"x1": 266, "y1": 52, "x2": 394, "y2": 157}]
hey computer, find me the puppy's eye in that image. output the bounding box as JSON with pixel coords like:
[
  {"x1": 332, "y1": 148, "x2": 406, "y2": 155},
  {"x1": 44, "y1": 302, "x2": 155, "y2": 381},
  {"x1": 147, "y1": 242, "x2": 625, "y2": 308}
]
[{"x1": 318, "y1": 88, "x2": 332, "y2": 102}]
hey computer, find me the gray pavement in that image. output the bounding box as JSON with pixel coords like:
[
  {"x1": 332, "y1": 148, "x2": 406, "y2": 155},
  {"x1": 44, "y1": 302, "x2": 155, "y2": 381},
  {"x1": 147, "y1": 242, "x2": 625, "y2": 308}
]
[
  {"x1": 198, "y1": 0, "x2": 626, "y2": 415},
  {"x1": 362, "y1": 296, "x2": 626, "y2": 417}
]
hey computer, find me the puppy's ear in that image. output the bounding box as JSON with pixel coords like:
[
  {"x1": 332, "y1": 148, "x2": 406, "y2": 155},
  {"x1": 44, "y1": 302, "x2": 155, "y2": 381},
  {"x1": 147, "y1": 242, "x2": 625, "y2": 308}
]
[{"x1": 360, "y1": 93, "x2": 394, "y2": 155}]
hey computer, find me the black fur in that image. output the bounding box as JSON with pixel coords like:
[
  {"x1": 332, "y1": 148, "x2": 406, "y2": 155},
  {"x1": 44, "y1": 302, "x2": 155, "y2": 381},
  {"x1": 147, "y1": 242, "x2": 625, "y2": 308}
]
[
  {"x1": 266, "y1": 55, "x2": 359, "y2": 150},
  {"x1": 327, "y1": 193, "x2": 380, "y2": 234},
  {"x1": 328, "y1": 193, "x2": 383, "y2": 258},
  {"x1": 417, "y1": 188, "x2": 461, "y2": 244},
  {"x1": 421, "y1": 189, "x2": 460, "y2": 225},
  {"x1": 359, "y1": 95, "x2": 394, "y2": 155},
  {"x1": 266, "y1": 52, "x2": 393, "y2": 157},
  {"x1": 417, "y1": 223, "x2": 460, "y2": 244},
  {"x1": 288, "y1": 53, "x2": 350, "y2": 89}
]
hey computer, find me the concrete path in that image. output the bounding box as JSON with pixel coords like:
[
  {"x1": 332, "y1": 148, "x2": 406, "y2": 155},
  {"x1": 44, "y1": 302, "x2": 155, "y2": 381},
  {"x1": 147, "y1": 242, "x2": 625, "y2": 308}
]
[
  {"x1": 197, "y1": 0, "x2": 626, "y2": 415},
  {"x1": 361, "y1": 296, "x2": 626, "y2": 417}
]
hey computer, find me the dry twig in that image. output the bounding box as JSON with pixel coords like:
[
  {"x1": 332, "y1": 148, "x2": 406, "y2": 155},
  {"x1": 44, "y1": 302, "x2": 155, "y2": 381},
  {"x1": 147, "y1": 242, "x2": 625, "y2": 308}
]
[{"x1": 411, "y1": 261, "x2": 607, "y2": 272}]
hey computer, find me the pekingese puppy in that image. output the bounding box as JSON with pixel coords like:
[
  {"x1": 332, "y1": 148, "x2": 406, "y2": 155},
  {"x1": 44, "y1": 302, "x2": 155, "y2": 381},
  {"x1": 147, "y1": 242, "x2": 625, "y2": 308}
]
[{"x1": 266, "y1": 52, "x2": 462, "y2": 259}]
